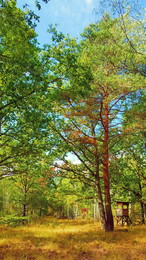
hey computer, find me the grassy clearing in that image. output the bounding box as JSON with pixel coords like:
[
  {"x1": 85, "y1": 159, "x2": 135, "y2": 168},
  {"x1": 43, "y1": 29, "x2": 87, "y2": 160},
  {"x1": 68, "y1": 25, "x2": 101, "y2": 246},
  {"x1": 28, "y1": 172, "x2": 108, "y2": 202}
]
[{"x1": 0, "y1": 218, "x2": 146, "y2": 260}]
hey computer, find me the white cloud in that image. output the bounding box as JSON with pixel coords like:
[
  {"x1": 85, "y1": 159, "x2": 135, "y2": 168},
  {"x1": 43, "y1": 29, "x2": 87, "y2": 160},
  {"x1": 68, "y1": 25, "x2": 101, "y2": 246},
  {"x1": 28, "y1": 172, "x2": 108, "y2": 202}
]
[
  {"x1": 85, "y1": 0, "x2": 93, "y2": 5},
  {"x1": 65, "y1": 153, "x2": 81, "y2": 165}
]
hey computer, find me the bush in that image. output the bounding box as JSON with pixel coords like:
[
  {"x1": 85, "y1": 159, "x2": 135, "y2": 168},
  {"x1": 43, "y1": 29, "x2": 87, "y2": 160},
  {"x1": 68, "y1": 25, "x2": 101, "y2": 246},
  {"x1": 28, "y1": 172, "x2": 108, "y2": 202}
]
[{"x1": 0, "y1": 215, "x2": 30, "y2": 227}]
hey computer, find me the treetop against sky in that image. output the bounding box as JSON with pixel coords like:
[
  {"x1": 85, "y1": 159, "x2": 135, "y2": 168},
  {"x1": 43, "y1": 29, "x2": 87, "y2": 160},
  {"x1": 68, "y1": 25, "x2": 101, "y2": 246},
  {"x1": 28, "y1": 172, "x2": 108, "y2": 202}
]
[
  {"x1": 16, "y1": 0, "x2": 99, "y2": 45},
  {"x1": 16, "y1": 0, "x2": 146, "y2": 46}
]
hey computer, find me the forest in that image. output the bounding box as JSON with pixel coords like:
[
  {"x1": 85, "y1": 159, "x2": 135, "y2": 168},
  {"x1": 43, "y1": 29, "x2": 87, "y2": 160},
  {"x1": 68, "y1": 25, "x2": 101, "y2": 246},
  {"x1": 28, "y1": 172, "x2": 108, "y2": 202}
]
[{"x1": 0, "y1": 0, "x2": 146, "y2": 258}]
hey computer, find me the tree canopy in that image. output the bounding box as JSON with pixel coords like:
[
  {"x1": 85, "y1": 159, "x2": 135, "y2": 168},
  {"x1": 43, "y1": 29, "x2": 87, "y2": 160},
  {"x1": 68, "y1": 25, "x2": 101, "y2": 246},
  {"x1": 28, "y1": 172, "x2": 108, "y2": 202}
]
[{"x1": 0, "y1": 0, "x2": 146, "y2": 231}]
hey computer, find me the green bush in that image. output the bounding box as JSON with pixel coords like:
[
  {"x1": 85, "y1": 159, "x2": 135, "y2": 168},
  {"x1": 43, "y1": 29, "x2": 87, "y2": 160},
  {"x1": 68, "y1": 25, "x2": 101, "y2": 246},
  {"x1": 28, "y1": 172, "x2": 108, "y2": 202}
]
[{"x1": 0, "y1": 216, "x2": 30, "y2": 227}]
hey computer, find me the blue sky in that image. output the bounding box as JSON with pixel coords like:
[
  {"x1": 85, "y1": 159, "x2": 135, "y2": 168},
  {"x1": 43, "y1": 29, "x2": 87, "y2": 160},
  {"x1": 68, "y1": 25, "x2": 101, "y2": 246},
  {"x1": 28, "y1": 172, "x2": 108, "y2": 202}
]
[
  {"x1": 17, "y1": 0, "x2": 100, "y2": 45},
  {"x1": 17, "y1": 0, "x2": 145, "y2": 46}
]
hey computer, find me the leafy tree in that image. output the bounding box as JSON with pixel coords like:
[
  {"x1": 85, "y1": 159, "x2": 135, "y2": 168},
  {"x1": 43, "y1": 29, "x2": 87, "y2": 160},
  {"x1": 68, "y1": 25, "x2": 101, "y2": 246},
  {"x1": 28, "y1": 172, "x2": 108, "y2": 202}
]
[
  {"x1": 0, "y1": 1, "x2": 62, "y2": 178},
  {"x1": 110, "y1": 90, "x2": 146, "y2": 223},
  {"x1": 111, "y1": 134, "x2": 146, "y2": 223},
  {"x1": 0, "y1": 160, "x2": 52, "y2": 218},
  {"x1": 44, "y1": 13, "x2": 145, "y2": 231},
  {"x1": 0, "y1": 1, "x2": 40, "y2": 170}
]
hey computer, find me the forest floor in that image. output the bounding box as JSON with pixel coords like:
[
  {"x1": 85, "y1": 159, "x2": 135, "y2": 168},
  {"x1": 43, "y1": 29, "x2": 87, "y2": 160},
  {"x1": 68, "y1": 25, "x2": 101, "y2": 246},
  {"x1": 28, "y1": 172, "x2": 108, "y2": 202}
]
[{"x1": 0, "y1": 218, "x2": 146, "y2": 260}]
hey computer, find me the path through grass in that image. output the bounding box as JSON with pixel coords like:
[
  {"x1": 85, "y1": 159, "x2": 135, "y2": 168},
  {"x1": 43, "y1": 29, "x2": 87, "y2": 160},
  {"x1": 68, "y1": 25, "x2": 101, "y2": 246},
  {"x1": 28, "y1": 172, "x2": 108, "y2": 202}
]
[{"x1": 0, "y1": 218, "x2": 146, "y2": 259}]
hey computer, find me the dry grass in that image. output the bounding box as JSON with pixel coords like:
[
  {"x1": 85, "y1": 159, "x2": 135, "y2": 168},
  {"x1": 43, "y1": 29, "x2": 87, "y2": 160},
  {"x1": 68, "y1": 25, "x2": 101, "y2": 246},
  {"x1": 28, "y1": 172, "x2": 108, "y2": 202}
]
[{"x1": 0, "y1": 218, "x2": 146, "y2": 259}]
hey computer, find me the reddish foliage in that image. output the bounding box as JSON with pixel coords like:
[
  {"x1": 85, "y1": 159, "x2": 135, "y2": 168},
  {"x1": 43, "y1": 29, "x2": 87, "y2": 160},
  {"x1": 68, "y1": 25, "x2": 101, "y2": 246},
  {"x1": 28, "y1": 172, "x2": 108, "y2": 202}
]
[{"x1": 81, "y1": 208, "x2": 89, "y2": 213}]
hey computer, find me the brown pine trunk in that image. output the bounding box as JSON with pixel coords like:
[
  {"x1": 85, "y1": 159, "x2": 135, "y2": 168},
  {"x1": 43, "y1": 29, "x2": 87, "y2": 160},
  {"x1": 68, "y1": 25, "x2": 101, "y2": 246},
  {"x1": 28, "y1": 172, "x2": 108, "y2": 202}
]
[{"x1": 103, "y1": 99, "x2": 114, "y2": 231}]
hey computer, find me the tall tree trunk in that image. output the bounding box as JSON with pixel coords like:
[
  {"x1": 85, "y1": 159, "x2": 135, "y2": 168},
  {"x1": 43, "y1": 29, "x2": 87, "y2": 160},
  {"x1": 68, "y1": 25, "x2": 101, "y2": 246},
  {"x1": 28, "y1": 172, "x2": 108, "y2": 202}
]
[
  {"x1": 103, "y1": 99, "x2": 114, "y2": 231},
  {"x1": 92, "y1": 123, "x2": 107, "y2": 230},
  {"x1": 140, "y1": 201, "x2": 145, "y2": 224},
  {"x1": 22, "y1": 188, "x2": 27, "y2": 223},
  {"x1": 22, "y1": 203, "x2": 27, "y2": 225}
]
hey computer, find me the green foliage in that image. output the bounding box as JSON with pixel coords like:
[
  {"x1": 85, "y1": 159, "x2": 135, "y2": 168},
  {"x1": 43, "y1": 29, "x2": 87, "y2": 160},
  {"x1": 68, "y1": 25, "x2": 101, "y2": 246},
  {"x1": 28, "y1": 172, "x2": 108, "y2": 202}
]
[
  {"x1": 0, "y1": 1, "x2": 41, "y2": 172},
  {"x1": 42, "y1": 12, "x2": 145, "y2": 229},
  {"x1": 0, "y1": 1, "x2": 61, "y2": 178},
  {"x1": 0, "y1": 215, "x2": 29, "y2": 227},
  {"x1": 0, "y1": 0, "x2": 145, "y2": 227}
]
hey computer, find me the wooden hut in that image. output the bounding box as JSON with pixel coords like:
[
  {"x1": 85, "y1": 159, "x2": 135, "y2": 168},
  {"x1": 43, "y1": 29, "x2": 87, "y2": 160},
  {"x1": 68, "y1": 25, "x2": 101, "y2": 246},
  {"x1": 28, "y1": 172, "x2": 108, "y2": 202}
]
[{"x1": 116, "y1": 201, "x2": 131, "y2": 225}]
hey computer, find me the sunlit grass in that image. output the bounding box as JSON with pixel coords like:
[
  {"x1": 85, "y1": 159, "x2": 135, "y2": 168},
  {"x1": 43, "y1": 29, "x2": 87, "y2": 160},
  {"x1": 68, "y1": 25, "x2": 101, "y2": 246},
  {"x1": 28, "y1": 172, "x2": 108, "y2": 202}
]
[{"x1": 0, "y1": 218, "x2": 146, "y2": 259}]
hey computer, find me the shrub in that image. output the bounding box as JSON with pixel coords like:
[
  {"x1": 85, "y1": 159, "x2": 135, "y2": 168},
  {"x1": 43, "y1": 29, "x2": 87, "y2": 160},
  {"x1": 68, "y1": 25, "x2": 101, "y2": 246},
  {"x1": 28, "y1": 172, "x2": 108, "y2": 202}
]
[{"x1": 0, "y1": 215, "x2": 30, "y2": 227}]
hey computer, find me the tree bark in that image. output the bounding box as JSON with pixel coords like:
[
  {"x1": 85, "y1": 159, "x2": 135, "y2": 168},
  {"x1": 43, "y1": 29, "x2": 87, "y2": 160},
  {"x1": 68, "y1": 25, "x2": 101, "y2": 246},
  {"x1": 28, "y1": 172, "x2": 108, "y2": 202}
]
[
  {"x1": 92, "y1": 123, "x2": 107, "y2": 230},
  {"x1": 22, "y1": 203, "x2": 27, "y2": 225},
  {"x1": 140, "y1": 201, "x2": 145, "y2": 224},
  {"x1": 103, "y1": 98, "x2": 114, "y2": 231},
  {"x1": 144, "y1": 204, "x2": 146, "y2": 221},
  {"x1": 23, "y1": 203, "x2": 27, "y2": 217},
  {"x1": 95, "y1": 178, "x2": 107, "y2": 230}
]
